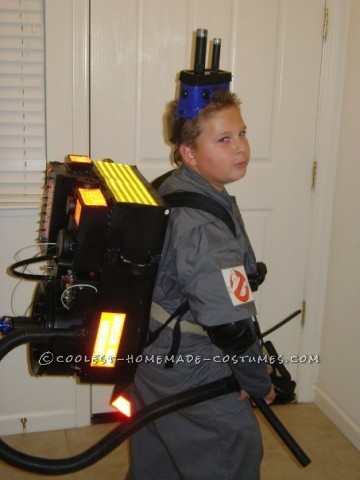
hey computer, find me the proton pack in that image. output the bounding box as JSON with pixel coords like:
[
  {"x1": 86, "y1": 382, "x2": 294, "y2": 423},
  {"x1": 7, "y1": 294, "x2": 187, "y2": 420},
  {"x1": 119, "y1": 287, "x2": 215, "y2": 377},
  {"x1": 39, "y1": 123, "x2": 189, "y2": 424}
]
[{"x1": 2, "y1": 155, "x2": 169, "y2": 390}]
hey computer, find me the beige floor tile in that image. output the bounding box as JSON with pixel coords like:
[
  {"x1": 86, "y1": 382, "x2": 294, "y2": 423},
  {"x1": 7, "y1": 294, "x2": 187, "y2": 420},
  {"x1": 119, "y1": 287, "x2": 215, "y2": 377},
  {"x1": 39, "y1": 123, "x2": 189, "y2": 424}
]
[
  {"x1": 65, "y1": 424, "x2": 129, "y2": 480},
  {"x1": 0, "y1": 429, "x2": 76, "y2": 479},
  {"x1": 258, "y1": 404, "x2": 360, "y2": 480}
]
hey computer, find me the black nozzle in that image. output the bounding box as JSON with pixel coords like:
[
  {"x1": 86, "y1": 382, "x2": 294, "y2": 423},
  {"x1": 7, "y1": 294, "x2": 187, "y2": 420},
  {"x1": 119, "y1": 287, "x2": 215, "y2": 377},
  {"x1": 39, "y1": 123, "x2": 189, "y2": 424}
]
[
  {"x1": 194, "y1": 28, "x2": 208, "y2": 74},
  {"x1": 211, "y1": 38, "x2": 221, "y2": 72}
]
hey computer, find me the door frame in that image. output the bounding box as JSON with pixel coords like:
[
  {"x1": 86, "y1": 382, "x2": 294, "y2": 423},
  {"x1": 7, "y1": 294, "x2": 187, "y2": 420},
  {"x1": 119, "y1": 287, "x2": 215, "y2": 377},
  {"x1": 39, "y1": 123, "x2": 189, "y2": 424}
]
[
  {"x1": 295, "y1": 0, "x2": 351, "y2": 402},
  {"x1": 45, "y1": 0, "x2": 351, "y2": 413}
]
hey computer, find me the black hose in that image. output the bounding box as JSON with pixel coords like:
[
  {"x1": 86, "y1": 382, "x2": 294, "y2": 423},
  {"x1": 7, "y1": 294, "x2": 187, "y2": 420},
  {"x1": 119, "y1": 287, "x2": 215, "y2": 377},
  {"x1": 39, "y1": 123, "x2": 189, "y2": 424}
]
[
  {"x1": 0, "y1": 327, "x2": 84, "y2": 360},
  {"x1": 0, "y1": 329, "x2": 311, "y2": 475},
  {"x1": 7, "y1": 255, "x2": 56, "y2": 281},
  {"x1": 0, "y1": 376, "x2": 238, "y2": 475}
]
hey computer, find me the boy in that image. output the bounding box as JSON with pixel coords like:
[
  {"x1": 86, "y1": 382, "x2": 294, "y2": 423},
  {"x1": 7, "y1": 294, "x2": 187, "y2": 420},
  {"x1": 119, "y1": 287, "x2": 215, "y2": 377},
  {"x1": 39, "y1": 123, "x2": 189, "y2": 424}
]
[{"x1": 125, "y1": 89, "x2": 275, "y2": 480}]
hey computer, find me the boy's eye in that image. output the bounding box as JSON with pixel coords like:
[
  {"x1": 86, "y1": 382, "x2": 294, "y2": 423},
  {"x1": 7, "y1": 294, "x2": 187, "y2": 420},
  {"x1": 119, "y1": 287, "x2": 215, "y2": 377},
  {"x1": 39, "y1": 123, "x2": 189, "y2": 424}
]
[
  {"x1": 219, "y1": 136, "x2": 230, "y2": 143},
  {"x1": 240, "y1": 129, "x2": 247, "y2": 137}
]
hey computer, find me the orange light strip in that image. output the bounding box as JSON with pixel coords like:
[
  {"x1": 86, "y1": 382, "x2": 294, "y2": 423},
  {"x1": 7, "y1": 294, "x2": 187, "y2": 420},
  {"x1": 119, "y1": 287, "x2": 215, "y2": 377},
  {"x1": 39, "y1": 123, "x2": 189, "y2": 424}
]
[
  {"x1": 69, "y1": 155, "x2": 92, "y2": 164},
  {"x1": 78, "y1": 188, "x2": 107, "y2": 207},
  {"x1": 74, "y1": 199, "x2": 82, "y2": 226},
  {"x1": 111, "y1": 395, "x2": 132, "y2": 417},
  {"x1": 91, "y1": 312, "x2": 126, "y2": 368}
]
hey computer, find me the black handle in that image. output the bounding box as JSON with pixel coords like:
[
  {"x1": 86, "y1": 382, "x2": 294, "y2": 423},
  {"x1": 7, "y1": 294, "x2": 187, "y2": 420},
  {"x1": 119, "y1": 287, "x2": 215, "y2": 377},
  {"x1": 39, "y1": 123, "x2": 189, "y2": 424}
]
[{"x1": 251, "y1": 396, "x2": 311, "y2": 467}]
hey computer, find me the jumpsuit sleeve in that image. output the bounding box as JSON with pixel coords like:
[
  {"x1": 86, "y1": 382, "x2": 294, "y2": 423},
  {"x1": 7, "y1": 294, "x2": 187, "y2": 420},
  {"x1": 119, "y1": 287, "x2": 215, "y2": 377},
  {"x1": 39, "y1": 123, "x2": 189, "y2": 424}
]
[
  {"x1": 228, "y1": 336, "x2": 272, "y2": 398},
  {"x1": 174, "y1": 217, "x2": 272, "y2": 398}
]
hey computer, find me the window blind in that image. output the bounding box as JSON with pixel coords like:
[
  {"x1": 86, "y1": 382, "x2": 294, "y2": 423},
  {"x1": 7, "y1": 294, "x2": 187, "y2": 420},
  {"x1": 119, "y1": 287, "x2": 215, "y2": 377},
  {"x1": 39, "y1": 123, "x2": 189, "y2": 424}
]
[{"x1": 0, "y1": 0, "x2": 45, "y2": 204}]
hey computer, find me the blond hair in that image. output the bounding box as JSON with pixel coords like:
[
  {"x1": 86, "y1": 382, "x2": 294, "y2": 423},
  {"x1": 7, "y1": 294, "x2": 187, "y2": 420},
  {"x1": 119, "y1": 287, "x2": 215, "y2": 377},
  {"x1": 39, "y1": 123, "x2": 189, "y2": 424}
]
[{"x1": 166, "y1": 89, "x2": 241, "y2": 165}]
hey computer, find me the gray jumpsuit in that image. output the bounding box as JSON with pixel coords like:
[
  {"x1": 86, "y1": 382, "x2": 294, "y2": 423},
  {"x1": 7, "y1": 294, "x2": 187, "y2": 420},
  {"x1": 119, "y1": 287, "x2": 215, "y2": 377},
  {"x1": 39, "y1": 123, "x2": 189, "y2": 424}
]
[{"x1": 125, "y1": 165, "x2": 271, "y2": 480}]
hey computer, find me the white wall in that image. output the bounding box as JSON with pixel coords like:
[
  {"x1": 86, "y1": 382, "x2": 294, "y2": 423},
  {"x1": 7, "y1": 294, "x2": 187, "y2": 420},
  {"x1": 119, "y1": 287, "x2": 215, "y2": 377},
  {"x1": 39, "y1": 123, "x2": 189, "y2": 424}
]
[
  {"x1": 314, "y1": 0, "x2": 360, "y2": 451},
  {"x1": 0, "y1": 210, "x2": 88, "y2": 435},
  {"x1": 0, "y1": 0, "x2": 90, "y2": 435}
]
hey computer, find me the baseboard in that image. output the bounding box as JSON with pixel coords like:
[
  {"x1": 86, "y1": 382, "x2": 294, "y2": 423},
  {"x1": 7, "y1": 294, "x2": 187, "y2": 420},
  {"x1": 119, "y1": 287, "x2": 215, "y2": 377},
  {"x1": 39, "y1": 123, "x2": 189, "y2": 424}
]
[
  {"x1": 314, "y1": 386, "x2": 360, "y2": 451},
  {"x1": 0, "y1": 410, "x2": 77, "y2": 436}
]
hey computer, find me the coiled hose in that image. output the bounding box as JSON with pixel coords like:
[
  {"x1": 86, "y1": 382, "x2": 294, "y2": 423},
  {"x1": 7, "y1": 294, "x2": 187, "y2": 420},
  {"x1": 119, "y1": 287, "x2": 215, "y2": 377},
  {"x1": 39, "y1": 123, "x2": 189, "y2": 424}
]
[{"x1": 0, "y1": 329, "x2": 310, "y2": 475}]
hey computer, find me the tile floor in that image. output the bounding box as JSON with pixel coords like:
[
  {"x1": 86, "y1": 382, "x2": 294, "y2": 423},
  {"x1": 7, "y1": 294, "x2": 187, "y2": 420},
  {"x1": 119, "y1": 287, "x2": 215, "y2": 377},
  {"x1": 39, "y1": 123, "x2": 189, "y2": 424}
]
[{"x1": 0, "y1": 403, "x2": 359, "y2": 479}]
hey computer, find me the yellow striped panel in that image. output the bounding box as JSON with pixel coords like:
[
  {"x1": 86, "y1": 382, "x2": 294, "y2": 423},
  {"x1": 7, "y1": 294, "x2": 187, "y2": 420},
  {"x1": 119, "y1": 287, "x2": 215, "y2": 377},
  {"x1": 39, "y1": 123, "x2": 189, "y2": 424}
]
[{"x1": 94, "y1": 161, "x2": 158, "y2": 206}]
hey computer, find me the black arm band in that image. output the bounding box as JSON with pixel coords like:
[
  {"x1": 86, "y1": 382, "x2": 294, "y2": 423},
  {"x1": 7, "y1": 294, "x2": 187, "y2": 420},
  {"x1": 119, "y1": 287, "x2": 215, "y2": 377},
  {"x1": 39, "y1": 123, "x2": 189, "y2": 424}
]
[{"x1": 206, "y1": 319, "x2": 257, "y2": 355}]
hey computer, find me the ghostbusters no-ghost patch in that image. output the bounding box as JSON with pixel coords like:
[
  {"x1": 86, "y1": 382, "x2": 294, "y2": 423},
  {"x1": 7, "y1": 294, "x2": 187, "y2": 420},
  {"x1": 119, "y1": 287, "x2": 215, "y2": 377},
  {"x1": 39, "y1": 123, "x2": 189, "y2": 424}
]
[{"x1": 221, "y1": 265, "x2": 254, "y2": 306}]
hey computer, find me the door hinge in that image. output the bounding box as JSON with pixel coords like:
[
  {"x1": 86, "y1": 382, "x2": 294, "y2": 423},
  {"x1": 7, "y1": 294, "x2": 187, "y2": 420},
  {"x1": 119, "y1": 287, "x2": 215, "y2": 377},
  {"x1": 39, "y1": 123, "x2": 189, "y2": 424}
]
[
  {"x1": 311, "y1": 161, "x2": 318, "y2": 190},
  {"x1": 301, "y1": 300, "x2": 306, "y2": 326},
  {"x1": 323, "y1": 7, "x2": 329, "y2": 40}
]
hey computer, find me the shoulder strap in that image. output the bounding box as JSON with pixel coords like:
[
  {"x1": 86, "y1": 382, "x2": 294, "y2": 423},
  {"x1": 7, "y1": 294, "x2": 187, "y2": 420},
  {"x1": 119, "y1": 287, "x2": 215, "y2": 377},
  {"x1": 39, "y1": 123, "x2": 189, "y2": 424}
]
[
  {"x1": 163, "y1": 191, "x2": 237, "y2": 238},
  {"x1": 151, "y1": 170, "x2": 174, "y2": 190},
  {"x1": 147, "y1": 300, "x2": 190, "y2": 369},
  {"x1": 152, "y1": 170, "x2": 237, "y2": 237},
  {"x1": 146, "y1": 300, "x2": 190, "y2": 347}
]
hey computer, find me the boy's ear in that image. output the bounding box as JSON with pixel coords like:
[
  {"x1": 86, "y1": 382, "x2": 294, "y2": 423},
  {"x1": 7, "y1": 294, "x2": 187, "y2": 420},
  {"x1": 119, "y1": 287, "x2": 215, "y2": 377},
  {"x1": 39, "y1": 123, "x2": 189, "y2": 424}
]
[{"x1": 179, "y1": 144, "x2": 197, "y2": 167}]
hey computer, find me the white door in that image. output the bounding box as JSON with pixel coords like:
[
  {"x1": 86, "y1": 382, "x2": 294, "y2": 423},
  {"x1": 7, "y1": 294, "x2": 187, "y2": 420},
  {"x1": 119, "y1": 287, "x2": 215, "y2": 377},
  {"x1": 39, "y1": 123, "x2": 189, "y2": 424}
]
[{"x1": 89, "y1": 0, "x2": 326, "y2": 414}]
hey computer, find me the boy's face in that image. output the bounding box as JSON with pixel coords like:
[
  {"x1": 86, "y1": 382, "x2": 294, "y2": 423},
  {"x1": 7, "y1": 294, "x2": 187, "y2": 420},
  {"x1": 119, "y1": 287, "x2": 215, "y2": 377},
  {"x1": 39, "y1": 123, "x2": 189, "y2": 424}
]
[{"x1": 180, "y1": 106, "x2": 250, "y2": 191}]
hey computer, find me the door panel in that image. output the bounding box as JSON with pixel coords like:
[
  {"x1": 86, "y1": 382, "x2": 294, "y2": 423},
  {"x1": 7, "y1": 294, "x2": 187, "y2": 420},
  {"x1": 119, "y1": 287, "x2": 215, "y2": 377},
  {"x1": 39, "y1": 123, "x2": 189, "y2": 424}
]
[{"x1": 90, "y1": 0, "x2": 325, "y2": 413}]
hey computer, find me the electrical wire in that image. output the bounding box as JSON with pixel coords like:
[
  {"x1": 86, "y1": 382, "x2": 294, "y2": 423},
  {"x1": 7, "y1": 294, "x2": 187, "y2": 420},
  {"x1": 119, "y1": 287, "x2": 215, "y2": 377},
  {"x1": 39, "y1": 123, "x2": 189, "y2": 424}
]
[
  {"x1": 9, "y1": 246, "x2": 57, "y2": 315},
  {"x1": 13, "y1": 243, "x2": 56, "y2": 262},
  {"x1": 60, "y1": 284, "x2": 98, "y2": 310},
  {"x1": 8, "y1": 255, "x2": 57, "y2": 282}
]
